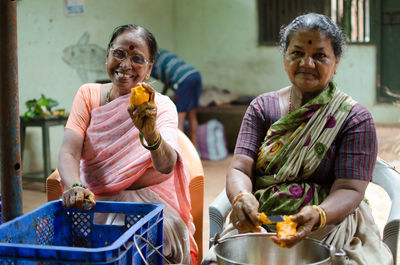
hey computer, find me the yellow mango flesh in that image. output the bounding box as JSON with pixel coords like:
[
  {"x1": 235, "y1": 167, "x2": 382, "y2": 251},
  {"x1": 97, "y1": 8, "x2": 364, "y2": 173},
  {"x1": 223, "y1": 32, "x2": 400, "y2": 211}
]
[
  {"x1": 275, "y1": 215, "x2": 297, "y2": 248},
  {"x1": 130, "y1": 85, "x2": 150, "y2": 107},
  {"x1": 277, "y1": 215, "x2": 297, "y2": 238},
  {"x1": 259, "y1": 212, "x2": 272, "y2": 225}
]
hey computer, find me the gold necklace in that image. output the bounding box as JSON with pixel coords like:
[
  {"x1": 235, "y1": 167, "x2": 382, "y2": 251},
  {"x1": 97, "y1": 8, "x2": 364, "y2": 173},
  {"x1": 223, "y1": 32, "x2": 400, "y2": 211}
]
[
  {"x1": 105, "y1": 86, "x2": 113, "y2": 104},
  {"x1": 288, "y1": 87, "x2": 293, "y2": 113}
]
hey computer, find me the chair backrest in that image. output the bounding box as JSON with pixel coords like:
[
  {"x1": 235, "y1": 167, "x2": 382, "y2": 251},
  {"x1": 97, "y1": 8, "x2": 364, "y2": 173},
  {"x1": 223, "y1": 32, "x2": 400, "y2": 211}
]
[
  {"x1": 46, "y1": 130, "x2": 204, "y2": 264},
  {"x1": 177, "y1": 130, "x2": 204, "y2": 264}
]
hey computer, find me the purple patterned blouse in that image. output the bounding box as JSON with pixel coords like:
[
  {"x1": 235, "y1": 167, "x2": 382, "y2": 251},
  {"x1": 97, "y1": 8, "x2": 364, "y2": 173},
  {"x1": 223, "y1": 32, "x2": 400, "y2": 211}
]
[{"x1": 234, "y1": 91, "x2": 378, "y2": 186}]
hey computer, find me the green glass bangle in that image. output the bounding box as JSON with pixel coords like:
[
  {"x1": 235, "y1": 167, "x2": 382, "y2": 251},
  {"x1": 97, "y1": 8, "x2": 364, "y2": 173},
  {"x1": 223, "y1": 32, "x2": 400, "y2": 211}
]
[
  {"x1": 139, "y1": 133, "x2": 162, "y2": 151},
  {"x1": 69, "y1": 183, "x2": 87, "y2": 189}
]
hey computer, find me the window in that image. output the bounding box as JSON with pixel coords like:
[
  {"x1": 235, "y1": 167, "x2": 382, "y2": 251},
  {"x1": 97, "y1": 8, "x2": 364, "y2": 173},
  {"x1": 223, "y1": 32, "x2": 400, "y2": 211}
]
[
  {"x1": 331, "y1": 0, "x2": 370, "y2": 42},
  {"x1": 258, "y1": 0, "x2": 370, "y2": 44}
]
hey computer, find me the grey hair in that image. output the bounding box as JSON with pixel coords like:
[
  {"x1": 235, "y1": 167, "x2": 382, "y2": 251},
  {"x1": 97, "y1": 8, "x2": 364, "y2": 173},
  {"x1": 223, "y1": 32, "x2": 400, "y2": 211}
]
[
  {"x1": 107, "y1": 24, "x2": 158, "y2": 62},
  {"x1": 279, "y1": 13, "x2": 346, "y2": 58}
]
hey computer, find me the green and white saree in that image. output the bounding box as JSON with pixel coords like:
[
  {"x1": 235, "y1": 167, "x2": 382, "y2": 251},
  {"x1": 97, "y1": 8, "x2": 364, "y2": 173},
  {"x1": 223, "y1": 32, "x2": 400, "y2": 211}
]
[{"x1": 253, "y1": 82, "x2": 393, "y2": 264}]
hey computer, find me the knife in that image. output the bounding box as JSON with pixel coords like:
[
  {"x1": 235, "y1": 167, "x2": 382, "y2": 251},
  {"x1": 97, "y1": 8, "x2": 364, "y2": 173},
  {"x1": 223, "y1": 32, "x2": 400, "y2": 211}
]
[{"x1": 259, "y1": 212, "x2": 285, "y2": 224}]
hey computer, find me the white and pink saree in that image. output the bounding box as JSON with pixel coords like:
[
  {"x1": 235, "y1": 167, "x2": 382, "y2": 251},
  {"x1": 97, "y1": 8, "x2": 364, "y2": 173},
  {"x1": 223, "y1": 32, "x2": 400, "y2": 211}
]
[{"x1": 79, "y1": 91, "x2": 197, "y2": 264}]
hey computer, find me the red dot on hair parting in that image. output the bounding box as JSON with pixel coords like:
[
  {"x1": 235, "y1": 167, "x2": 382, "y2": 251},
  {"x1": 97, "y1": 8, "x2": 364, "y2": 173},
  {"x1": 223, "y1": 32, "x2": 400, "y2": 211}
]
[{"x1": 129, "y1": 45, "x2": 135, "y2": 50}]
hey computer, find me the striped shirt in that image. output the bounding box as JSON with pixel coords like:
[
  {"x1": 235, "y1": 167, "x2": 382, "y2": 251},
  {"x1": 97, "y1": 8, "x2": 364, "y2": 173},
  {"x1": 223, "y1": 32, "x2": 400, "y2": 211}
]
[
  {"x1": 150, "y1": 49, "x2": 199, "y2": 87},
  {"x1": 235, "y1": 91, "x2": 378, "y2": 185}
]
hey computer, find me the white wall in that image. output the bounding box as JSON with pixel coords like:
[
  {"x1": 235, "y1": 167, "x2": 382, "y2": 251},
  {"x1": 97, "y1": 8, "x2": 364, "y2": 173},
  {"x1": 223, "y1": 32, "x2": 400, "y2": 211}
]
[
  {"x1": 174, "y1": 0, "x2": 399, "y2": 123},
  {"x1": 17, "y1": 0, "x2": 175, "y2": 172}
]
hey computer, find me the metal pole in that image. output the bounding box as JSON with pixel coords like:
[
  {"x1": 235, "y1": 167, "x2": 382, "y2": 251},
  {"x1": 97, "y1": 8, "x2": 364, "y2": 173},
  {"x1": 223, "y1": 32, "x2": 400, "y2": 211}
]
[{"x1": 0, "y1": 0, "x2": 23, "y2": 222}]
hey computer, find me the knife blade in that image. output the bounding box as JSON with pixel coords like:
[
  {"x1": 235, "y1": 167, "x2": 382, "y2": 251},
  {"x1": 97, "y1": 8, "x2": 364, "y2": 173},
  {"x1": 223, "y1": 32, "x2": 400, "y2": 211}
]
[{"x1": 259, "y1": 212, "x2": 285, "y2": 224}]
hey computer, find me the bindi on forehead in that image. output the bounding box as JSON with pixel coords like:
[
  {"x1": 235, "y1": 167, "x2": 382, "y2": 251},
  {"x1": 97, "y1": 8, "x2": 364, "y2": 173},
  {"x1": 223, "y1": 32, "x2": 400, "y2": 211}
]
[{"x1": 129, "y1": 45, "x2": 135, "y2": 50}]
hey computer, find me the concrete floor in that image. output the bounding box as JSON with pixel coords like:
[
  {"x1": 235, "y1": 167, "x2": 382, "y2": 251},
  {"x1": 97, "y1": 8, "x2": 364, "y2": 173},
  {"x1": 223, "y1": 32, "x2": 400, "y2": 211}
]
[{"x1": 19, "y1": 125, "x2": 400, "y2": 263}]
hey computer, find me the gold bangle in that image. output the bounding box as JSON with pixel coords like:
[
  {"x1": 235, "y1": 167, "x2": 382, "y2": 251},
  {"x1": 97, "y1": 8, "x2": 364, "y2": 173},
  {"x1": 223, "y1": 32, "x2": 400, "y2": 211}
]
[
  {"x1": 139, "y1": 133, "x2": 161, "y2": 151},
  {"x1": 312, "y1": 205, "x2": 327, "y2": 230},
  {"x1": 232, "y1": 192, "x2": 252, "y2": 206}
]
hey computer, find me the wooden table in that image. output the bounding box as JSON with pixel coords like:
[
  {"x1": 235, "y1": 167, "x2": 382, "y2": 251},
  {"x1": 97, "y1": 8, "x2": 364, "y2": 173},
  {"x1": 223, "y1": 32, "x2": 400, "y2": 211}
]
[{"x1": 20, "y1": 115, "x2": 68, "y2": 187}]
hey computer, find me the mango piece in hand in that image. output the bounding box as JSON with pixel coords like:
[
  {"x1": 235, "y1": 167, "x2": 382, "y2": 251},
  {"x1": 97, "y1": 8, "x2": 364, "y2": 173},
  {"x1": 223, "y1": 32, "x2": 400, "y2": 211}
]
[
  {"x1": 274, "y1": 215, "x2": 297, "y2": 248},
  {"x1": 277, "y1": 215, "x2": 297, "y2": 238},
  {"x1": 130, "y1": 85, "x2": 150, "y2": 107}
]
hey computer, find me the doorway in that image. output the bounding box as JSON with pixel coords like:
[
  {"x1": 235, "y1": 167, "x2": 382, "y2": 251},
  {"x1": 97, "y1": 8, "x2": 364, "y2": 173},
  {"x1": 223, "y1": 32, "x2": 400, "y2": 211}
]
[{"x1": 378, "y1": 0, "x2": 400, "y2": 102}]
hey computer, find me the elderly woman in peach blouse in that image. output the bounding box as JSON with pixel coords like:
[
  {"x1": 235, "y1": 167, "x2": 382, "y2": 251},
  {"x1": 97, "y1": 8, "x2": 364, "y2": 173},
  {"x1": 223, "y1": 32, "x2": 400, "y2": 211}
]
[{"x1": 58, "y1": 24, "x2": 197, "y2": 264}]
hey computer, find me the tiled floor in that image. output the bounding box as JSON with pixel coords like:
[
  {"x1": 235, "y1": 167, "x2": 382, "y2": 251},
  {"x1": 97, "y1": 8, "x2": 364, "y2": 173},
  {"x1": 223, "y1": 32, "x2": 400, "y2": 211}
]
[{"x1": 18, "y1": 125, "x2": 400, "y2": 263}]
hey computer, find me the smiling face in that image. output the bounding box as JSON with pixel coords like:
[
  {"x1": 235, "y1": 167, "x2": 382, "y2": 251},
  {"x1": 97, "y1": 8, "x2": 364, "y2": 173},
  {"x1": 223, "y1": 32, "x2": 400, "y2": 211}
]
[
  {"x1": 106, "y1": 30, "x2": 153, "y2": 95},
  {"x1": 284, "y1": 29, "x2": 340, "y2": 93}
]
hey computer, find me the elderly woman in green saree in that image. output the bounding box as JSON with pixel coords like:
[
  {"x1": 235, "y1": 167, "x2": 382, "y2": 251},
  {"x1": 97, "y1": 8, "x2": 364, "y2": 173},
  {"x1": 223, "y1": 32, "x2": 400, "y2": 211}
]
[{"x1": 203, "y1": 13, "x2": 393, "y2": 265}]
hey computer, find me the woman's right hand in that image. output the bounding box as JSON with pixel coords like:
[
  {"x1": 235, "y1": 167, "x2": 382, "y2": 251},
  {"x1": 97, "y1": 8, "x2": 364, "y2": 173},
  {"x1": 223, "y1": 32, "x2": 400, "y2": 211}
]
[
  {"x1": 229, "y1": 192, "x2": 261, "y2": 233},
  {"x1": 62, "y1": 186, "x2": 96, "y2": 211},
  {"x1": 127, "y1": 82, "x2": 157, "y2": 138}
]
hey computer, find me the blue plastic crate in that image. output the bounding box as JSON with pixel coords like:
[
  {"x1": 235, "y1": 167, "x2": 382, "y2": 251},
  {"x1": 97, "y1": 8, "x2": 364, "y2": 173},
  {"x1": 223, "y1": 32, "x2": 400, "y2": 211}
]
[{"x1": 0, "y1": 200, "x2": 164, "y2": 264}]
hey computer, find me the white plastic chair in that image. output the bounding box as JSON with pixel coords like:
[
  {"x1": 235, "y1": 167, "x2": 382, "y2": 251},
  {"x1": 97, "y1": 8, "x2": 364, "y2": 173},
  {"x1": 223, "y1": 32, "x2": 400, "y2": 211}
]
[{"x1": 207, "y1": 157, "x2": 400, "y2": 264}]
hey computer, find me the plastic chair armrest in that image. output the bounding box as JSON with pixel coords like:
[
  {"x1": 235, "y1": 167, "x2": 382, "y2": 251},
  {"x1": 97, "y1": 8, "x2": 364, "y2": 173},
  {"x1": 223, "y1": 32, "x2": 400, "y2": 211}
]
[
  {"x1": 372, "y1": 157, "x2": 400, "y2": 264},
  {"x1": 209, "y1": 188, "x2": 231, "y2": 247}
]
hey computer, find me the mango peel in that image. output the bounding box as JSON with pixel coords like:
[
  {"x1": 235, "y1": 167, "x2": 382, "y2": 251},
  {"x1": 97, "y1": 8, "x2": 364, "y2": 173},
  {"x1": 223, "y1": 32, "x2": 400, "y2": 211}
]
[{"x1": 130, "y1": 85, "x2": 150, "y2": 107}]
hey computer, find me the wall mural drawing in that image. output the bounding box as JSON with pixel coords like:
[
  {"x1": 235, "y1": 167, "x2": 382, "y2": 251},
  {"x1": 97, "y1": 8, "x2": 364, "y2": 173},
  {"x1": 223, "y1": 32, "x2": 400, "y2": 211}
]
[{"x1": 62, "y1": 32, "x2": 107, "y2": 83}]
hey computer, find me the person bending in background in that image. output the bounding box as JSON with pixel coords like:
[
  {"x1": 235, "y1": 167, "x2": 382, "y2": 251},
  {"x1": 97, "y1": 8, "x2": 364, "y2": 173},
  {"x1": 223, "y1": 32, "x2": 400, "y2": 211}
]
[
  {"x1": 58, "y1": 24, "x2": 197, "y2": 264},
  {"x1": 150, "y1": 49, "x2": 202, "y2": 149}
]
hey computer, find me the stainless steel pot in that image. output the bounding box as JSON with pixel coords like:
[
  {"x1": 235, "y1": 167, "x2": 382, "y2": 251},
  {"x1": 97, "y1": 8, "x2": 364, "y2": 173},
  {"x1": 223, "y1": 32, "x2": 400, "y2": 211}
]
[{"x1": 214, "y1": 233, "x2": 345, "y2": 265}]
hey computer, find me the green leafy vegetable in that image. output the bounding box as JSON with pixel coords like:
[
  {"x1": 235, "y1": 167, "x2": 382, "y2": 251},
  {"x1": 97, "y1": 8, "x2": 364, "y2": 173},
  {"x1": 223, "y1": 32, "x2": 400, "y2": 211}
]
[{"x1": 23, "y1": 94, "x2": 66, "y2": 120}]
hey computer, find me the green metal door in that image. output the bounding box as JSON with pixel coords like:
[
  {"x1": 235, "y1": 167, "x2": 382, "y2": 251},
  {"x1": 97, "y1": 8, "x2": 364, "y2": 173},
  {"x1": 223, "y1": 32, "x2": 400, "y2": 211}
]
[{"x1": 379, "y1": 0, "x2": 400, "y2": 102}]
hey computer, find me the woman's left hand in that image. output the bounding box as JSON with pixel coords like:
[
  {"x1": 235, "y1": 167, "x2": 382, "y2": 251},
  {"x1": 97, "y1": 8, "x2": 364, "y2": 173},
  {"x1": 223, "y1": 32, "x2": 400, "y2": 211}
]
[
  {"x1": 270, "y1": 205, "x2": 320, "y2": 248},
  {"x1": 127, "y1": 82, "x2": 157, "y2": 137}
]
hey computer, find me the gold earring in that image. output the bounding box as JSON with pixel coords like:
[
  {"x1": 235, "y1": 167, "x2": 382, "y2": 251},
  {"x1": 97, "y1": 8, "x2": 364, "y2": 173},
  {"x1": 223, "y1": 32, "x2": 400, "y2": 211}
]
[
  {"x1": 145, "y1": 73, "x2": 150, "y2": 80},
  {"x1": 105, "y1": 62, "x2": 107, "y2": 65}
]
